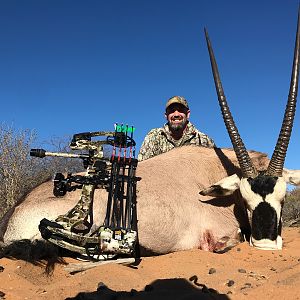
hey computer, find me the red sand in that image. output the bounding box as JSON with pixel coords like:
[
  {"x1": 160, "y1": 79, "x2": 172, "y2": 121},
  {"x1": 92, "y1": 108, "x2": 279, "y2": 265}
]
[{"x1": 1, "y1": 227, "x2": 300, "y2": 300}]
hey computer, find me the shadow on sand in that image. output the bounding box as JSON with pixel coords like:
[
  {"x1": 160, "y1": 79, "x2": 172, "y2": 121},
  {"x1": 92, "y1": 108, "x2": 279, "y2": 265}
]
[{"x1": 66, "y1": 277, "x2": 230, "y2": 300}]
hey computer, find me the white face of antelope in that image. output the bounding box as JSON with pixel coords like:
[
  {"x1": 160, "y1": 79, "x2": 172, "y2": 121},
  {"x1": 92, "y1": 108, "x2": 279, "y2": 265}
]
[
  {"x1": 239, "y1": 174, "x2": 286, "y2": 250},
  {"x1": 200, "y1": 171, "x2": 300, "y2": 250}
]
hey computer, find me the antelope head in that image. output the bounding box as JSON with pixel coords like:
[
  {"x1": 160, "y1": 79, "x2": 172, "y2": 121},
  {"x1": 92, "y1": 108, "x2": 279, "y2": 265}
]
[{"x1": 201, "y1": 10, "x2": 300, "y2": 250}]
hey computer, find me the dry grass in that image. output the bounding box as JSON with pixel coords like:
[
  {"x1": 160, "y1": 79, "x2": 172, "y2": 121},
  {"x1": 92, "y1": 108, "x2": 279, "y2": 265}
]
[
  {"x1": 0, "y1": 124, "x2": 82, "y2": 220},
  {"x1": 283, "y1": 187, "x2": 300, "y2": 227}
]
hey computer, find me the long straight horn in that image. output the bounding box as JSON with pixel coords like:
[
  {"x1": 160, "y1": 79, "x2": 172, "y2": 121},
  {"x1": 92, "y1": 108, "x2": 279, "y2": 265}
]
[
  {"x1": 205, "y1": 28, "x2": 258, "y2": 178},
  {"x1": 266, "y1": 10, "x2": 300, "y2": 177}
]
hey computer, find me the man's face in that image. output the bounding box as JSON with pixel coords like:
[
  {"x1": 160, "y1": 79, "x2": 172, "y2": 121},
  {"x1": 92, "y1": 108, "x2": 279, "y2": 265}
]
[{"x1": 165, "y1": 104, "x2": 190, "y2": 132}]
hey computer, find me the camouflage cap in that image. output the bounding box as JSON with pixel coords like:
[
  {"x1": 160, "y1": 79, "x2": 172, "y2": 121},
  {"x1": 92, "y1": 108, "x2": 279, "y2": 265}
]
[{"x1": 165, "y1": 96, "x2": 189, "y2": 110}]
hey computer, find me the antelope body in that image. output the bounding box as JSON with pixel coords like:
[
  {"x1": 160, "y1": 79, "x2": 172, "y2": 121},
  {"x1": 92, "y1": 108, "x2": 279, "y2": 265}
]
[{"x1": 1, "y1": 146, "x2": 271, "y2": 253}]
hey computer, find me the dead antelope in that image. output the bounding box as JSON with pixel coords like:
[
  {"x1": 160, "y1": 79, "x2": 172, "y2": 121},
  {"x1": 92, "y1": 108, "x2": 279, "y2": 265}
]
[
  {"x1": 1, "y1": 12, "x2": 300, "y2": 255},
  {"x1": 2, "y1": 146, "x2": 272, "y2": 254}
]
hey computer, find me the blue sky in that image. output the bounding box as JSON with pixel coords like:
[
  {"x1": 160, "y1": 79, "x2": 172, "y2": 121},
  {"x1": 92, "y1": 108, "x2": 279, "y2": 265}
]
[{"x1": 0, "y1": 0, "x2": 299, "y2": 171}]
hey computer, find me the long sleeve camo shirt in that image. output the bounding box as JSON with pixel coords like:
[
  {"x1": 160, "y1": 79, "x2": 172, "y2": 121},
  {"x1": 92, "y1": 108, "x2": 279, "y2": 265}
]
[{"x1": 138, "y1": 121, "x2": 215, "y2": 161}]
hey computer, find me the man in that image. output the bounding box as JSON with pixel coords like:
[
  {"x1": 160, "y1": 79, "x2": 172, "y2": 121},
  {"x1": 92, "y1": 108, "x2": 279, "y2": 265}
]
[{"x1": 138, "y1": 96, "x2": 215, "y2": 161}]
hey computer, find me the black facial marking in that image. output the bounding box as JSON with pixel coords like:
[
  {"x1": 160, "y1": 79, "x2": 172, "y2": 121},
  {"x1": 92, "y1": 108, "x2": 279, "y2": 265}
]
[
  {"x1": 252, "y1": 202, "x2": 278, "y2": 241},
  {"x1": 278, "y1": 202, "x2": 284, "y2": 236},
  {"x1": 247, "y1": 174, "x2": 278, "y2": 199}
]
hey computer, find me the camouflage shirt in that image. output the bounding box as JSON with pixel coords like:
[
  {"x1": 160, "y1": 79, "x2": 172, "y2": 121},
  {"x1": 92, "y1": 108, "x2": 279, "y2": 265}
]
[{"x1": 138, "y1": 122, "x2": 215, "y2": 161}]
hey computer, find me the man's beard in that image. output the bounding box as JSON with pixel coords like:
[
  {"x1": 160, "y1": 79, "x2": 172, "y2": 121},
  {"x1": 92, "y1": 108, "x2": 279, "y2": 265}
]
[{"x1": 168, "y1": 119, "x2": 187, "y2": 132}]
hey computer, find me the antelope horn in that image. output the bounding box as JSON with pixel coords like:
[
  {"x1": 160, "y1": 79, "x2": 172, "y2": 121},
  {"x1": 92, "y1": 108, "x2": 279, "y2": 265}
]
[
  {"x1": 205, "y1": 28, "x2": 258, "y2": 178},
  {"x1": 266, "y1": 9, "x2": 300, "y2": 177}
]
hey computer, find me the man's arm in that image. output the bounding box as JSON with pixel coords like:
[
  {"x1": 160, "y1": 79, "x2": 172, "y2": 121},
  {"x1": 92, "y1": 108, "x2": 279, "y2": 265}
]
[
  {"x1": 197, "y1": 131, "x2": 215, "y2": 148},
  {"x1": 138, "y1": 129, "x2": 161, "y2": 161}
]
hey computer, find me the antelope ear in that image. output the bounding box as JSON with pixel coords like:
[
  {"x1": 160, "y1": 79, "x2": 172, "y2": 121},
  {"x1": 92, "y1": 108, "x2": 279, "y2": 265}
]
[
  {"x1": 283, "y1": 168, "x2": 300, "y2": 185},
  {"x1": 199, "y1": 174, "x2": 241, "y2": 197}
]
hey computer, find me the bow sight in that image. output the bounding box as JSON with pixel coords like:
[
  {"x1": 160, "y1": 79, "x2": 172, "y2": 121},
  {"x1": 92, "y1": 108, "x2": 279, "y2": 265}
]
[{"x1": 30, "y1": 125, "x2": 140, "y2": 260}]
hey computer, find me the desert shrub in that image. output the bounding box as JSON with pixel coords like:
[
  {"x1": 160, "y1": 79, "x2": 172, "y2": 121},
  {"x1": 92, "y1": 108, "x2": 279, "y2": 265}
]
[
  {"x1": 282, "y1": 187, "x2": 300, "y2": 227},
  {"x1": 0, "y1": 125, "x2": 82, "y2": 220}
]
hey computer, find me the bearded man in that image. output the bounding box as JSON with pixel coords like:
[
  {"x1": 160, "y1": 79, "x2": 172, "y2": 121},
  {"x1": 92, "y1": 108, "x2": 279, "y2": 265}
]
[{"x1": 138, "y1": 96, "x2": 215, "y2": 161}]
